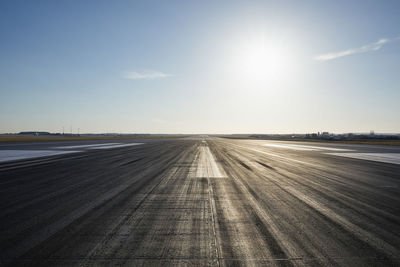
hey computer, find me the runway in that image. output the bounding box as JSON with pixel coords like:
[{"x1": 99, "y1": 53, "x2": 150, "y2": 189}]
[{"x1": 0, "y1": 137, "x2": 399, "y2": 266}]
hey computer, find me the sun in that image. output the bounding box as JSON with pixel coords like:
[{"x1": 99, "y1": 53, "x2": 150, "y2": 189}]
[{"x1": 234, "y1": 38, "x2": 293, "y2": 83}]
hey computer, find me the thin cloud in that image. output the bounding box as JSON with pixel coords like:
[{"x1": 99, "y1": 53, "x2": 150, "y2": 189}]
[
  {"x1": 122, "y1": 70, "x2": 172, "y2": 80},
  {"x1": 314, "y1": 38, "x2": 391, "y2": 61}
]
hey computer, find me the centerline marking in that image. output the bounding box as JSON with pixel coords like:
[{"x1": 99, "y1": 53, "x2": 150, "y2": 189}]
[{"x1": 190, "y1": 145, "x2": 226, "y2": 178}]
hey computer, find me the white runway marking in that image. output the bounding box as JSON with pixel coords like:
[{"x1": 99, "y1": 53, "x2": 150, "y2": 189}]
[
  {"x1": 89, "y1": 143, "x2": 144, "y2": 149},
  {"x1": 293, "y1": 144, "x2": 353, "y2": 151},
  {"x1": 190, "y1": 146, "x2": 226, "y2": 178},
  {"x1": 53, "y1": 143, "x2": 120, "y2": 149},
  {"x1": 264, "y1": 143, "x2": 353, "y2": 151},
  {"x1": 264, "y1": 144, "x2": 317, "y2": 151},
  {"x1": 327, "y1": 153, "x2": 400, "y2": 165},
  {"x1": 0, "y1": 150, "x2": 80, "y2": 163}
]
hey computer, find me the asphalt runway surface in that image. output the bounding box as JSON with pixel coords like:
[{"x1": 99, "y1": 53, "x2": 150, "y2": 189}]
[{"x1": 1, "y1": 137, "x2": 399, "y2": 266}]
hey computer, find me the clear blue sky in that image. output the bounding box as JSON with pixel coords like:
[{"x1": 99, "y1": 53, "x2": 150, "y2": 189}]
[{"x1": 1, "y1": 0, "x2": 399, "y2": 134}]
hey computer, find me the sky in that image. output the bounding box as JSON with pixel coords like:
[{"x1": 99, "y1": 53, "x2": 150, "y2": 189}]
[{"x1": 0, "y1": 0, "x2": 399, "y2": 134}]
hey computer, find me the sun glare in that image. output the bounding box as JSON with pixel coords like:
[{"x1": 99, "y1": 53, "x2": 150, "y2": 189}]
[{"x1": 234, "y1": 37, "x2": 293, "y2": 84}]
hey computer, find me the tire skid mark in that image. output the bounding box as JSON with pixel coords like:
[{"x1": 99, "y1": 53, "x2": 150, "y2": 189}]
[
  {"x1": 256, "y1": 161, "x2": 275, "y2": 170},
  {"x1": 119, "y1": 157, "x2": 145, "y2": 167}
]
